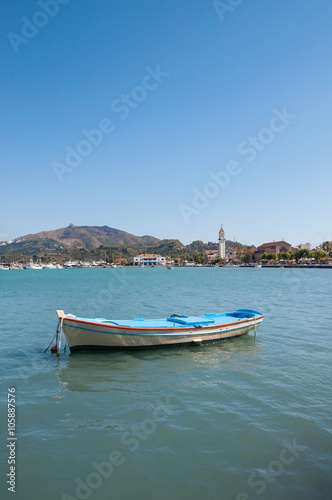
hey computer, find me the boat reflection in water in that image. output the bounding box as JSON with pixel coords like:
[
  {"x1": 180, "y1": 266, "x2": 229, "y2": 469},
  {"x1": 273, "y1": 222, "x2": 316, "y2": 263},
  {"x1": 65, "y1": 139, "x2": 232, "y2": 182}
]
[{"x1": 56, "y1": 333, "x2": 263, "y2": 393}]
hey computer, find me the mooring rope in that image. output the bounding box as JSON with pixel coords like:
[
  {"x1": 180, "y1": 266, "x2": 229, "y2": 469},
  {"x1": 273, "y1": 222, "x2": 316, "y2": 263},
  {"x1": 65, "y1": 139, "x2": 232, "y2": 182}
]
[
  {"x1": 44, "y1": 330, "x2": 57, "y2": 354},
  {"x1": 57, "y1": 316, "x2": 64, "y2": 357},
  {"x1": 44, "y1": 315, "x2": 66, "y2": 355}
]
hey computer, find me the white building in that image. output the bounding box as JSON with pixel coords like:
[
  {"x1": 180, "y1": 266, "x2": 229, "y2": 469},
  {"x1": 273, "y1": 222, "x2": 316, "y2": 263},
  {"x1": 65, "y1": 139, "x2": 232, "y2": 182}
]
[
  {"x1": 298, "y1": 243, "x2": 311, "y2": 251},
  {"x1": 218, "y1": 225, "x2": 226, "y2": 259},
  {"x1": 132, "y1": 254, "x2": 167, "y2": 266}
]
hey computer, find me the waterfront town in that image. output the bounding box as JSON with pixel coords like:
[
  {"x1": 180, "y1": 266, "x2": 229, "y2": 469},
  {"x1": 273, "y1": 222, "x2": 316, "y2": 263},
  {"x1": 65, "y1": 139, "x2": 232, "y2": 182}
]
[{"x1": 0, "y1": 226, "x2": 331, "y2": 270}]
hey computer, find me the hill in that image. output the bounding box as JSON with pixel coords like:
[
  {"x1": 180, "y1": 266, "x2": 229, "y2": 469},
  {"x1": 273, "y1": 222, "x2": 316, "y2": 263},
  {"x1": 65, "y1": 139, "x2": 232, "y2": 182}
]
[{"x1": 0, "y1": 224, "x2": 160, "y2": 255}]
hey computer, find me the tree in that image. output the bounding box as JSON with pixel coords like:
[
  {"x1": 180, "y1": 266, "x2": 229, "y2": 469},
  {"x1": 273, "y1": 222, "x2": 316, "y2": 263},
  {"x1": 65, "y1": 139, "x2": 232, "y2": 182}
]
[
  {"x1": 313, "y1": 250, "x2": 326, "y2": 262},
  {"x1": 212, "y1": 258, "x2": 224, "y2": 265},
  {"x1": 262, "y1": 253, "x2": 276, "y2": 260},
  {"x1": 194, "y1": 252, "x2": 206, "y2": 264},
  {"x1": 322, "y1": 241, "x2": 332, "y2": 255},
  {"x1": 243, "y1": 252, "x2": 253, "y2": 263},
  {"x1": 278, "y1": 252, "x2": 292, "y2": 261},
  {"x1": 295, "y1": 248, "x2": 311, "y2": 262}
]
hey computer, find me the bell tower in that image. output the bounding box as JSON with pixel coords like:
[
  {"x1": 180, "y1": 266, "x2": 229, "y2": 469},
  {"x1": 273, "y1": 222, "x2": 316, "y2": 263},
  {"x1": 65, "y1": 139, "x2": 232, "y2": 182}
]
[{"x1": 218, "y1": 225, "x2": 226, "y2": 259}]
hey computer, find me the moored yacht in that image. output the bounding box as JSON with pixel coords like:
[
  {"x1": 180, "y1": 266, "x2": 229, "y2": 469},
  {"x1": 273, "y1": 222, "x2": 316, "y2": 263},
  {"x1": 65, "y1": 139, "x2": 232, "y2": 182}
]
[{"x1": 26, "y1": 260, "x2": 43, "y2": 270}]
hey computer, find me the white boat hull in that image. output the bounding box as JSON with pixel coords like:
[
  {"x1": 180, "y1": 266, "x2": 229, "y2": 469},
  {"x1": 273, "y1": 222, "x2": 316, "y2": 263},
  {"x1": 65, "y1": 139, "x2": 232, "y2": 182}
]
[{"x1": 61, "y1": 314, "x2": 264, "y2": 351}]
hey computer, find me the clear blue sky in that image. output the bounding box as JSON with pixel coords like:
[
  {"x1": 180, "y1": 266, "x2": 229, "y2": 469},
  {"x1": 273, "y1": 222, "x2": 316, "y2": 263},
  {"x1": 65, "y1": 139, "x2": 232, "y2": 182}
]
[{"x1": 1, "y1": 0, "x2": 331, "y2": 246}]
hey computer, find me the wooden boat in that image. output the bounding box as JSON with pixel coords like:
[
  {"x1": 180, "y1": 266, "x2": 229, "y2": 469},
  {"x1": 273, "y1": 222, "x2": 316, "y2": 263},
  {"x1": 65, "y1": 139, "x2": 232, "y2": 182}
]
[{"x1": 54, "y1": 308, "x2": 264, "y2": 352}]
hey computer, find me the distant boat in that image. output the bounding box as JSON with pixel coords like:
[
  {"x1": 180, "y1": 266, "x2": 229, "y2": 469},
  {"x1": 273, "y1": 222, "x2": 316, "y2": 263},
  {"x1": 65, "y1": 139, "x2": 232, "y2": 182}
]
[
  {"x1": 63, "y1": 260, "x2": 77, "y2": 268},
  {"x1": 54, "y1": 308, "x2": 264, "y2": 352},
  {"x1": 0, "y1": 265, "x2": 9, "y2": 270},
  {"x1": 43, "y1": 263, "x2": 57, "y2": 269},
  {"x1": 26, "y1": 260, "x2": 43, "y2": 270},
  {"x1": 167, "y1": 266, "x2": 174, "y2": 270},
  {"x1": 10, "y1": 264, "x2": 24, "y2": 270}
]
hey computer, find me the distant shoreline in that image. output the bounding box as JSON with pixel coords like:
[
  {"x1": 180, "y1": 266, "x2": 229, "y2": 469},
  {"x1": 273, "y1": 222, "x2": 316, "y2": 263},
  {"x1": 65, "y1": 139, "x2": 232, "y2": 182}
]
[{"x1": 1, "y1": 264, "x2": 332, "y2": 270}]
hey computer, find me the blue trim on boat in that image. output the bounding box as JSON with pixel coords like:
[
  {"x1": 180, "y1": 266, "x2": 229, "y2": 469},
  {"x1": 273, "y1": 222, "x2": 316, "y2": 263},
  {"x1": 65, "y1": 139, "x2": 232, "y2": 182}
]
[{"x1": 67, "y1": 309, "x2": 263, "y2": 330}]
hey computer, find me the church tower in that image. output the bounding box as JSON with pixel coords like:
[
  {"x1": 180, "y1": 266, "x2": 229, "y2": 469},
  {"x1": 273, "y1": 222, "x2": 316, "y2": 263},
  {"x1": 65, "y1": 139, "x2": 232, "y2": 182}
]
[{"x1": 218, "y1": 225, "x2": 226, "y2": 259}]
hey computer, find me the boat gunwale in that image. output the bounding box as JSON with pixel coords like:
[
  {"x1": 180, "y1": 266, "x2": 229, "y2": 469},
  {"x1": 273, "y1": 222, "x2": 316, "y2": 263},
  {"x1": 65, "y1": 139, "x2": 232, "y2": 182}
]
[
  {"x1": 63, "y1": 314, "x2": 264, "y2": 332},
  {"x1": 63, "y1": 321, "x2": 263, "y2": 338}
]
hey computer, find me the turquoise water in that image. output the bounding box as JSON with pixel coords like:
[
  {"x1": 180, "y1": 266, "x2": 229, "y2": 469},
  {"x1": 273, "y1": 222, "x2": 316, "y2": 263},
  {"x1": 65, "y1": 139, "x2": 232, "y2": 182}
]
[{"x1": 0, "y1": 267, "x2": 331, "y2": 500}]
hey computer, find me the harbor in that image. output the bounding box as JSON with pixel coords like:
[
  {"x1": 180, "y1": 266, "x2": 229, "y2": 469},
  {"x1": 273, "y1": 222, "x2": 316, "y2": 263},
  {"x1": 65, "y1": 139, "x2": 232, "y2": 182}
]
[
  {"x1": 1, "y1": 225, "x2": 331, "y2": 270},
  {"x1": 1, "y1": 262, "x2": 332, "y2": 270}
]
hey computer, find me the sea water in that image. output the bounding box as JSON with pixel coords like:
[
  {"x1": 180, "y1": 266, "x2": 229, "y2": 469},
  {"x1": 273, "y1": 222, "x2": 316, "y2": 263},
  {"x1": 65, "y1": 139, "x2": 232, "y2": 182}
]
[{"x1": 0, "y1": 267, "x2": 331, "y2": 500}]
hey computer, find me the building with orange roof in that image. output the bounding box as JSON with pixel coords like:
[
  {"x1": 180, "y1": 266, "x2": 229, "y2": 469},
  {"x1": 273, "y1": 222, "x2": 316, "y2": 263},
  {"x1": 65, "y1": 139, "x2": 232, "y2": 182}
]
[{"x1": 205, "y1": 249, "x2": 220, "y2": 262}]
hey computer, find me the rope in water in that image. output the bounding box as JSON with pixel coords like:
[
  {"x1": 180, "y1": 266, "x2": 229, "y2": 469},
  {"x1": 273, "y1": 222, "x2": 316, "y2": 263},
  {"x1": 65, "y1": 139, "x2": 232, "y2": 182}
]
[
  {"x1": 44, "y1": 316, "x2": 67, "y2": 355},
  {"x1": 43, "y1": 330, "x2": 57, "y2": 354},
  {"x1": 57, "y1": 316, "x2": 64, "y2": 357}
]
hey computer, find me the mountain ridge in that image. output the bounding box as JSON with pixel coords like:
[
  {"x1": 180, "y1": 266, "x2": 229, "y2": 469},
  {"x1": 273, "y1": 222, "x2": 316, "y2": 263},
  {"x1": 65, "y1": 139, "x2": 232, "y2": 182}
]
[
  {"x1": 0, "y1": 224, "x2": 160, "y2": 254},
  {"x1": 0, "y1": 225, "x2": 253, "y2": 257}
]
